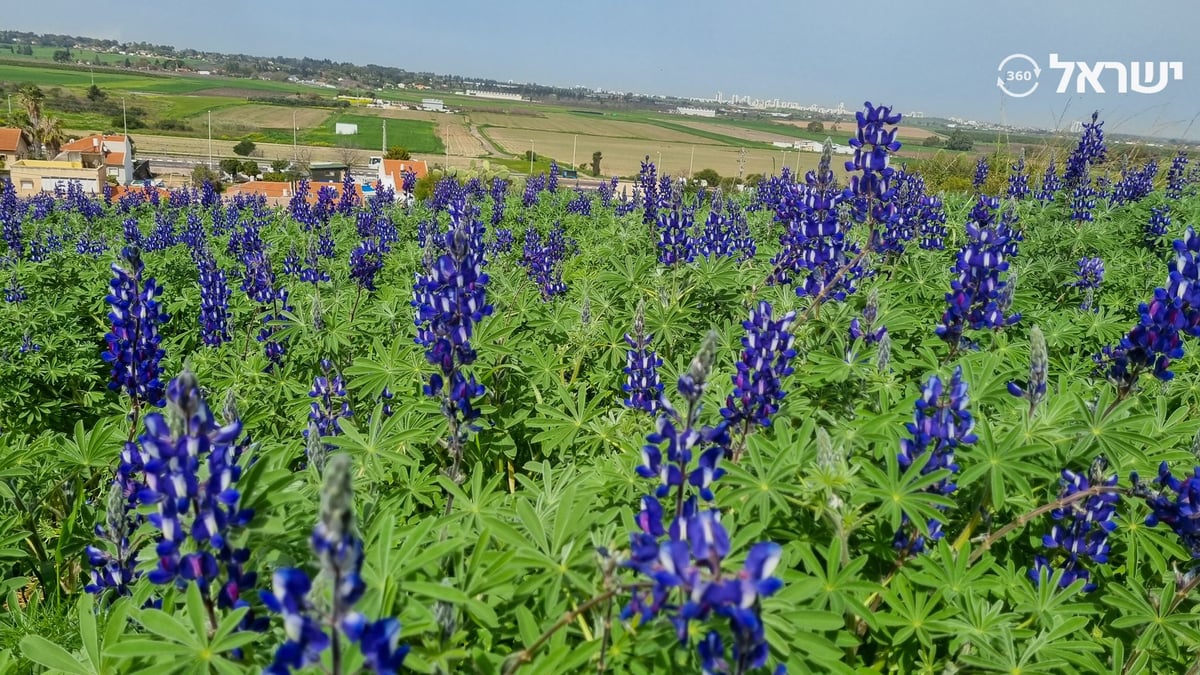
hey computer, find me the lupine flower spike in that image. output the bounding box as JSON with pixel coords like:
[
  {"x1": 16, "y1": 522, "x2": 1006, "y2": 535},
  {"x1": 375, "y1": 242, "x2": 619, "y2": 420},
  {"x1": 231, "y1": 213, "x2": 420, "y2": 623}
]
[
  {"x1": 1032, "y1": 456, "x2": 1119, "y2": 592},
  {"x1": 1007, "y1": 325, "x2": 1048, "y2": 415},
  {"x1": 262, "y1": 454, "x2": 409, "y2": 674},
  {"x1": 894, "y1": 366, "x2": 973, "y2": 554}
]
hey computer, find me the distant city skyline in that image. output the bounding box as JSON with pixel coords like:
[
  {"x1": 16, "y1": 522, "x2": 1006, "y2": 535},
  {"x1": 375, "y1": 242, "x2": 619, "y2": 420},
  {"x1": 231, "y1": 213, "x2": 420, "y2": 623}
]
[{"x1": 6, "y1": 0, "x2": 1200, "y2": 139}]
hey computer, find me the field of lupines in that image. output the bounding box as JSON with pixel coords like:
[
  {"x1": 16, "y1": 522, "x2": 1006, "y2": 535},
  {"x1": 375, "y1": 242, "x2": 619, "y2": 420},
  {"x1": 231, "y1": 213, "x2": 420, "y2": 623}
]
[{"x1": 2, "y1": 101, "x2": 1200, "y2": 674}]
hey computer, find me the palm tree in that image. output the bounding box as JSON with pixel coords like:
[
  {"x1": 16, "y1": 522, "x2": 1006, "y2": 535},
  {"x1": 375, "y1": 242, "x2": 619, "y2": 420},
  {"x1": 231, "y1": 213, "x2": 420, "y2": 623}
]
[
  {"x1": 17, "y1": 84, "x2": 45, "y2": 157},
  {"x1": 38, "y1": 116, "x2": 65, "y2": 159}
]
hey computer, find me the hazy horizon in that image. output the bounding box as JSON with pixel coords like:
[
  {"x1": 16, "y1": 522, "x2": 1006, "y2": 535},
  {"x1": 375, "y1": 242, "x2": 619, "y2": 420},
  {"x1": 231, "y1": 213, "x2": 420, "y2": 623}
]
[{"x1": 6, "y1": 0, "x2": 1200, "y2": 139}]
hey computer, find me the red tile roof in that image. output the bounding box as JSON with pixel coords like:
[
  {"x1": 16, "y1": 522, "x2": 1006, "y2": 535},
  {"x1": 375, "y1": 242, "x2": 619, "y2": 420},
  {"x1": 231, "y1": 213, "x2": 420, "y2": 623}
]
[
  {"x1": 60, "y1": 134, "x2": 127, "y2": 152},
  {"x1": 104, "y1": 152, "x2": 125, "y2": 166},
  {"x1": 0, "y1": 128, "x2": 24, "y2": 153},
  {"x1": 381, "y1": 158, "x2": 428, "y2": 182}
]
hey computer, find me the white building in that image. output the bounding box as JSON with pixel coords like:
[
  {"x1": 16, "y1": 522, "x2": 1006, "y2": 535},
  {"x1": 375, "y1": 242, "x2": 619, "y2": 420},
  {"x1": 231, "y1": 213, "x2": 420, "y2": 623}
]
[
  {"x1": 335, "y1": 123, "x2": 359, "y2": 135},
  {"x1": 676, "y1": 107, "x2": 717, "y2": 118},
  {"x1": 465, "y1": 89, "x2": 523, "y2": 102},
  {"x1": 421, "y1": 98, "x2": 445, "y2": 112}
]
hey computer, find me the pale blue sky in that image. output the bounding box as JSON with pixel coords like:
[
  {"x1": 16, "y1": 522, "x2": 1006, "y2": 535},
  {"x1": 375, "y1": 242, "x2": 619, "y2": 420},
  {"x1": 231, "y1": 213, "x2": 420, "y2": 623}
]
[{"x1": 7, "y1": 0, "x2": 1200, "y2": 138}]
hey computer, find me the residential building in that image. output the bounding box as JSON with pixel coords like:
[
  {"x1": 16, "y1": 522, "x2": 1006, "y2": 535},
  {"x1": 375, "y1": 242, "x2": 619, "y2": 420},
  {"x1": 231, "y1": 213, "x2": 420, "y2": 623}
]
[
  {"x1": 675, "y1": 107, "x2": 717, "y2": 118},
  {"x1": 0, "y1": 128, "x2": 31, "y2": 164},
  {"x1": 377, "y1": 158, "x2": 429, "y2": 193},
  {"x1": 420, "y1": 98, "x2": 445, "y2": 112},
  {"x1": 55, "y1": 134, "x2": 136, "y2": 185},
  {"x1": 309, "y1": 162, "x2": 350, "y2": 183},
  {"x1": 224, "y1": 180, "x2": 365, "y2": 206},
  {"x1": 8, "y1": 159, "x2": 105, "y2": 196}
]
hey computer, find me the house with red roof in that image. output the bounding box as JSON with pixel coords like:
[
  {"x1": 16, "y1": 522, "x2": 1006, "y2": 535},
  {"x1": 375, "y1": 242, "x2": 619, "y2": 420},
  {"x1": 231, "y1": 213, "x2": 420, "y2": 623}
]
[
  {"x1": 378, "y1": 158, "x2": 428, "y2": 194},
  {"x1": 0, "y1": 128, "x2": 31, "y2": 165},
  {"x1": 55, "y1": 134, "x2": 136, "y2": 185}
]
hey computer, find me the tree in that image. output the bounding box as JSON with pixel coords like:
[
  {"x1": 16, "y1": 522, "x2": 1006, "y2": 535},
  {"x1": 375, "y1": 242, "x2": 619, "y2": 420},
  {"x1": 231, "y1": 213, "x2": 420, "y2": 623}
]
[
  {"x1": 38, "y1": 116, "x2": 65, "y2": 158},
  {"x1": 191, "y1": 164, "x2": 221, "y2": 188},
  {"x1": 945, "y1": 129, "x2": 974, "y2": 151},
  {"x1": 219, "y1": 158, "x2": 242, "y2": 176},
  {"x1": 52, "y1": 49, "x2": 71, "y2": 63},
  {"x1": 240, "y1": 159, "x2": 260, "y2": 178},
  {"x1": 591, "y1": 151, "x2": 602, "y2": 177},
  {"x1": 693, "y1": 168, "x2": 721, "y2": 187},
  {"x1": 232, "y1": 139, "x2": 256, "y2": 157},
  {"x1": 335, "y1": 141, "x2": 363, "y2": 170},
  {"x1": 922, "y1": 135, "x2": 943, "y2": 148},
  {"x1": 270, "y1": 158, "x2": 291, "y2": 173},
  {"x1": 384, "y1": 146, "x2": 411, "y2": 160},
  {"x1": 86, "y1": 84, "x2": 106, "y2": 103},
  {"x1": 806, "y1": 121, "x2": 824, "y2": 133}
]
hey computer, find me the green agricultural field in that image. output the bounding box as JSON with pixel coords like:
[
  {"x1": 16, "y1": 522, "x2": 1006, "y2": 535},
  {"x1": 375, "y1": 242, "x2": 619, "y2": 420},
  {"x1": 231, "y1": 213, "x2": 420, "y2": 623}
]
[{"x1": 246, "y1": 113, "x2": 445, "y2": 154}]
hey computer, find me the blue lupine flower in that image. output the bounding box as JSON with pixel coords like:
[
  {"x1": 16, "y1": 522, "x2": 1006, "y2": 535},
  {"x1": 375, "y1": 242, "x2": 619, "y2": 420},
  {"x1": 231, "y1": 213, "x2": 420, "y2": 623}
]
[
  {"x1": 973, "y1": 156, "x2": 989, "y2": 191},
  {"x1": 99, "y1": 370, "x2": 261, "y2": 634},
  {"x1": 657, "y1": 206, "x2": 696, "y2": 267},
  {"x1": 1032, "y1": 458, "x2": 1118, "y2": 591},
  {"x1": 1007, "y1": 154, "x2": 1030, "y2": 200},
  {"x1": 1166, "y1": 151, "x2": 1189, "y2": 200},
  {"x1": 19, "y1": 333, "x2": 40, "y2": 354},
  {"x1": 935, "y1": 196, "x2": 1021, "y2": 352},
  {"x1": 623, "y1": 332, "x2": 786, "y2": 674},
  {"x1": 1134, "y1": 461, "x2": 1200, "y2": 557},
  {"x1": 412, "y1": 197, "x2": 492, "y2": 480},
  {"x1": 1095, "y1": 225, "x2": 1200, "y2": 396},
  {"x1": 3, "y1": 273, "x2": 25, "y2": 303},
  {"x1": 849, "y1": 288, "x2": 888, "y2": 347},
  {"x1": 1069, "y1": 179, "x2": 1097, "y2": 223},
  {"x1": 768, "y1": 141, "x2": 860, "y2": 299},
  {"x1": 566, "y1": 189, "x2": 592, "y2": 215},
  {"x1": 198, "y1": 253, "x2": 231, "y2": 347},
  {"x1": 844, "y1": 101, "x2": 902, "y2": 251},
  {"x1": 257, "y1": 287, "x2": 294, "y2": 372},
  {"x1": 1007, "y1": 325, "x2": 1048, "y2": 414},
  {"x1": 122, "y1": 217, "x2": 143, "y2": 248},
  {"x1": 102, "y1": 247, "x2": 169, "y2": 409},
  {"x1": 917, "y1": 195, "x2": 948, "y2": 250},
  {"x1": 522, "y1": 224, "x2": 569, "y2": 300},
  {"x1": 489, "y1": 177, "x2": 508, "y2": 225},
  {"x1": 623, "y1": 302, "x2": 663, "y2": 413},
  {"x1": 349, "y1": 237, "x2": 384, "y2": 293},
  {"x1": 548, "y1": 160, "x2": 560, "y2": 192},
  {"x1": 1037, "y1": 158, "x2": 1061, "y2": 202},
  {"x1": 488, "y1": 228, "x2": 514, "y2": 256},
  {"x1": 1064, "y1": 111, "x2": 1107, "y2": 190},
  {"x1": 720, "y1": 301, "x2": 796, "y2": 432},
  {"x1": 1110, "y1": 158, "x2": 1158, "y2": 206},
  {"x1": 305, "y1": 359, "x2": 353, "y2": 439},
  {"x1": 639, "y1": 156, "x2": 659, "y2": 225},
  {"x1": 337, "y1": 172, "x2": 358, "y2": 215},
  {"x1": 262, "y1": 454, "x2": 408, "y2": 675},
  {"x1": 1147, "y1": 205, "x2": 1171, "y2": 246},
  {"x1": 1075, "y1": 257, "x2": 1104, "y2": 311},
  {"x1": 894, "y1": 366, "x2": 972, "y2": 553},
  {"x1": 522, "y1": 174, "x2": 544, "y2": 207}
]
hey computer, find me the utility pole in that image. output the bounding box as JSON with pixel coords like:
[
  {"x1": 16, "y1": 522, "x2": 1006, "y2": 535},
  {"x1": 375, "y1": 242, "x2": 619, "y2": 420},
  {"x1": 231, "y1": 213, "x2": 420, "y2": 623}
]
[
  {"x1": 382, "y1": 119, "x2": 387, "y2": 154},
  {"x1": 292, "y1": 109, "x2": 298, "y2": 166},
  {"x1": 530, "y1": 139, "x2": 534, "y2": 174},
  {"x1": 207, "y1": 110, "x2": 212, "y2": 170},
  {"x1": 122, "y1": 98, "x2": 127, "y2": 138},
  {"x1": 688, "y1": 145, "x2": 695, "y2": 177},
  {"x1": 571, "y1": 134, "x2": 577, "y2": 168}
]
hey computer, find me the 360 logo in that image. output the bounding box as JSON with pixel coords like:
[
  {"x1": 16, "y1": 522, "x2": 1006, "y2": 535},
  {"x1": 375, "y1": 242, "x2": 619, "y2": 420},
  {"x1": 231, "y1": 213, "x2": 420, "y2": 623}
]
[{"x1": 997, "y1": 53, "x2": 1183, "y2": 97}]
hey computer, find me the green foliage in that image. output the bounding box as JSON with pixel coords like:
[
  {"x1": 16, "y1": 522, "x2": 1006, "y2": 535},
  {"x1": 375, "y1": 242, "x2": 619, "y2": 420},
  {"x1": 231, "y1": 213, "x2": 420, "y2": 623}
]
[
  {"x1": 806, "y1": 121, "x2": 824, "y2": 133},
  {"x1": 5, "y1": 179, "x2": 1200, "y2": 674},
  {"x1": 232, "y1": 139, "x2": 256, "y2": 157},
  {"x1": 385, "y1": 145, "x2": 411, "y2": 160},
  {"x1": 692, "y1": 168, "x2": 721, "y2": 186},
  {"x1": 945, "y1": 128, "x2": 974, "y2": 151}
]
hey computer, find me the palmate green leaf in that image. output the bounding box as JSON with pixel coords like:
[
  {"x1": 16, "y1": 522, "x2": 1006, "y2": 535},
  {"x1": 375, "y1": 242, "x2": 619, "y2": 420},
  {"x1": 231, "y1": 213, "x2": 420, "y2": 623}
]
[
  {"x1": 956, "y1": 419, "x2": 1049, "y2": 507},
  {"x1": 526, "y1": 382, "x2": 608, "y2": 456},
  {"x1": 876, "y1": 575, "x2": 957, "y2": 649},
  {"x1": 856, "y1": 449, "x2": 955, "y2": 535}
]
